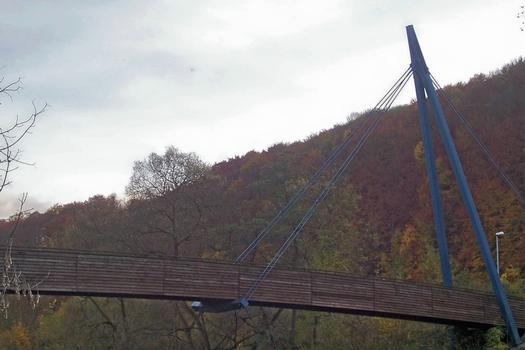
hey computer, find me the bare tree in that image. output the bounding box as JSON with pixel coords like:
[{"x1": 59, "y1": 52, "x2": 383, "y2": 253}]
[
  {"x1": 1, "y1": 77, "x2": 46, "y2": 193},
  {"x1": 126, "y1": 146, "x2": 209, "y2": 257},
  {"x1": 0, "y1": 75, "x2": 46, "y2": 317}
]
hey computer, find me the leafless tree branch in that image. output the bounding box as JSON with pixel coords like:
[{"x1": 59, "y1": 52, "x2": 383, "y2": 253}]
[
  {"x1": 0, "y1": 75, "x2": 45, "y2": 318},
  {"x1": 0, "y1": 194, "x2": 44, "y2": 318},
  {"x1": 0, "y1": 77, "x2": 46, "y2": 194}
]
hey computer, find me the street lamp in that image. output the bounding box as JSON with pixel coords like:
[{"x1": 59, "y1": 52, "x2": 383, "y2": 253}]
[{"x1": 495, "y1": 231, "x2": 505, "y2": 276}]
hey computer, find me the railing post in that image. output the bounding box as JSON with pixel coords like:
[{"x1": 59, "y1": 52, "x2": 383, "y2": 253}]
[
  {"x1": 75, "y1": 253, "x2": 79, "y2": 293},
  {"x1": 162, "y1": 260, "x2": 166, "y2": 296},
  {"x1": 430, "y1": 286, "x2": 434, "y2": 316},
  {"x1": 309, "y1": 271, "x2": 313, "y2": 306},
  {"x1": 373, "y1": 277, "x2": 376, "y2": 311},
  {"x1": 237, "y1": 264, "x2": 241, "y2": 299}
]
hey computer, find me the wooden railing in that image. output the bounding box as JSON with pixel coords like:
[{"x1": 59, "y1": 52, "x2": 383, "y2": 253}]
[{"x1": 7, "y1": 246, "x2": 525, "y2": 330}]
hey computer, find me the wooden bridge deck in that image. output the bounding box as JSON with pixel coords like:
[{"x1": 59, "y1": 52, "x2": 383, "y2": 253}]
[{"x1": 8, "y1": 247, "x2": 525, "y2": 330}]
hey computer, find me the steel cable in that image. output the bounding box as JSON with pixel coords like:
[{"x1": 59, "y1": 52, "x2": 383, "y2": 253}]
[
  {"x1": 234, "y1": 67, "x2": 413, "y2": 263},
  {"x1": 243, "y1": 69, "x2": 413, "y2": 300},
  {"x1": 430, "y1": 74, "x2": 525, "y2": 208}
]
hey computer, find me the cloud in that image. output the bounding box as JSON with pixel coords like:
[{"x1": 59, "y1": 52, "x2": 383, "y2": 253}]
[
  {"x1": 0, "y1": 0, "x2": 523, "y2": 218},
  {"x1": 0, "y1": 192, "x2": 52, "y2": 219}
]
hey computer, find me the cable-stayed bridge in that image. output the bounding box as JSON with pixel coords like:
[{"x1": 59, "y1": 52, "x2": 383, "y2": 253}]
[
  {"x1": 4, "y1": 25, "x2": 525, "y2": 346},
  {"x1": 7, "y1": 247, "x2": 525, "y2": 331}
]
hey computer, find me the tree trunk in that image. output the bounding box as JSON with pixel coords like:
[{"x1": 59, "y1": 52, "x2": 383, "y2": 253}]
[
  {"x1": 181, "y1": 302, "x2": 211, "y2": 350},
  {"x1": 175, "y1": 303, "x2": 197, "y2": 350},
  {"x1": 289, "y1": 309, "x2": 297, "y2": 349},
  {"x1": 312, "y1": 316, "x2": 319, "y2": 350},
  {"x1": 119, "y1": 298, "x2": 131, "y2": 350}
]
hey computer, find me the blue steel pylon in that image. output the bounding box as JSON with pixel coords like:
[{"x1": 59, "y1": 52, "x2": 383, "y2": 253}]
[{"x1": 406, "y1": 25, "x2": 522, "y2": 346}]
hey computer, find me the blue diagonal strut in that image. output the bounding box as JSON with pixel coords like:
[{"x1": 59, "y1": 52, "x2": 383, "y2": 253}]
[
  {"x1": 411, "y1": 59, "x2": 453, "y2": 289},
  {"x1": 406, "y1": 25, "x2": 522, "y2": 346}
]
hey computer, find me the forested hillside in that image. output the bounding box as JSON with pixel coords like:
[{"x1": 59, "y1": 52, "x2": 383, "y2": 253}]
[{"x1": 0, "y1": 59, "x2": 524, "y2": 349}]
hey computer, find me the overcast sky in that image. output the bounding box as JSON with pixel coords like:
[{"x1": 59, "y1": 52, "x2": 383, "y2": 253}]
[{"x1": 1, "y1": 0, "x2": 524, "y2": 217}]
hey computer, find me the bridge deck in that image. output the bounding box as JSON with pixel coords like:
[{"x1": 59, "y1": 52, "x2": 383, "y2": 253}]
[{"x1": 8, "y1": 247, "x2": 525, "y2": 330}]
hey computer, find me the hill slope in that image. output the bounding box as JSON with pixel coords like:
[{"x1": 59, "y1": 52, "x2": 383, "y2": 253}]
[
  {"x1": 209, "y1": 58, "x2": 525, "y2": 283},
  {"x1": 1, "y1": 58, "x2": 524, "y2": 350}
]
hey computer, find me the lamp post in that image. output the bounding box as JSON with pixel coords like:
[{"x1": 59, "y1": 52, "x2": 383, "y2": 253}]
[{"x1": 495, "y1": 231, "x2": 505, "y2": 276}]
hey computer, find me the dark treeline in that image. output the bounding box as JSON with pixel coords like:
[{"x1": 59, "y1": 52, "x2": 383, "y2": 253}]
[{"x1": 1, "y1": 59, "x2": 524, "y2": 349}]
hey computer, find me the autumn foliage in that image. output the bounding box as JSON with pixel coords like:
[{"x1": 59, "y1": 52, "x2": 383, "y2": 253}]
[{"x1": 1, "y1": 58, "x2": 524, "y2": 349}]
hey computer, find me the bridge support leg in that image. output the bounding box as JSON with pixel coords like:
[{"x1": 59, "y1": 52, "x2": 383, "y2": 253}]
[
  {"x1": 412, "y1": 72, "x2": 457, "y2": 349},
  {"x1": 406, "y1": 24, "x2": 522, "y2": 347},
  {"x1": 412, "y1": 67, "x2": 453, "y2": 289}
]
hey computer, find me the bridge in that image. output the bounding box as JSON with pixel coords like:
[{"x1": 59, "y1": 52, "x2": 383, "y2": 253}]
[
  {"x1": 8, "y1": 246, "x2": 525, "y2": 331},
  {"x1": 3, "y1": 25, "x2": 525, "y2": 346}
]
